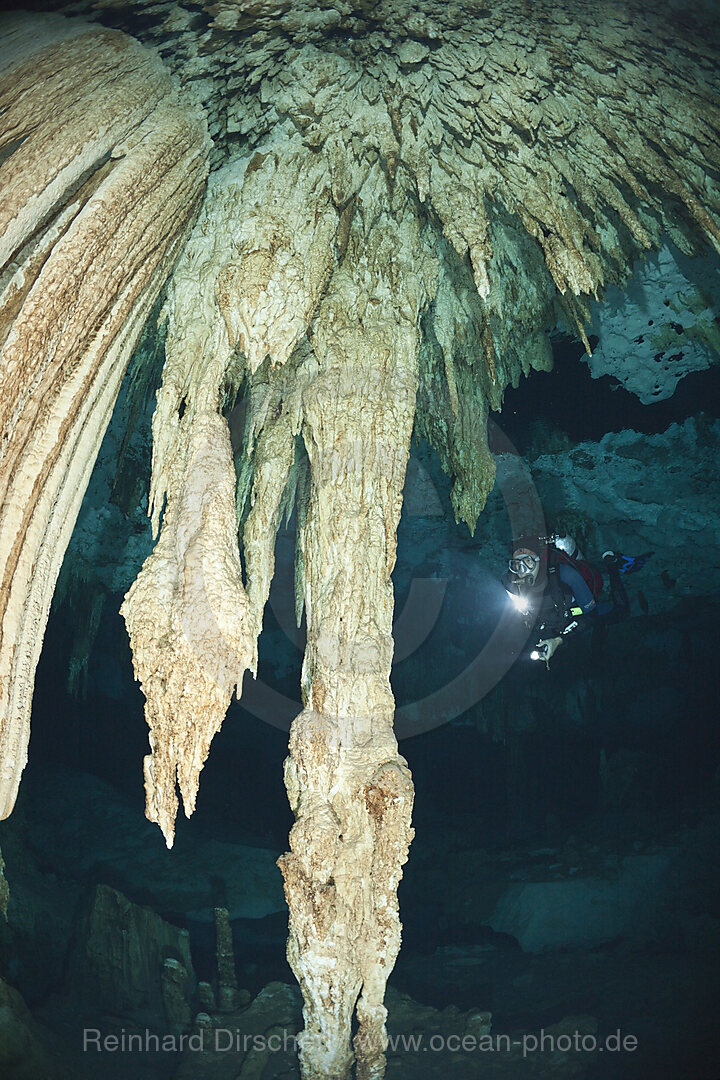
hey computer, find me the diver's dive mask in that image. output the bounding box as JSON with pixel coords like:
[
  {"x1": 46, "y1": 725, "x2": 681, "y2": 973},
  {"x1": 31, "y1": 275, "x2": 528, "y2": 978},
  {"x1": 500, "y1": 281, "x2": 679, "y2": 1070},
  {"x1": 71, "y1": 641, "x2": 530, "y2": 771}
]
[{"x1": 508, "y1": 552, "x2": 540, "y2": 578}]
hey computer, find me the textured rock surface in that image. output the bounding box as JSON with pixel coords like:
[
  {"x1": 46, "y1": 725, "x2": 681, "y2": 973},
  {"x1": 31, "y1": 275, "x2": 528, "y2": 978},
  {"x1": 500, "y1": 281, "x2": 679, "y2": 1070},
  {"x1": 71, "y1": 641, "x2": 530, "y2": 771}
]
[
  {"x1": 476, "y1": 416, "x2": 720, "y2": 613},
  {"x1": 109, "y1": 4, "x2": 718, "y2": 1062},
  {"x1": 0, "y1": 974, "x2": 61, "y2": 1080},
  {"x1": 277, "y1": 180, "x2": 436, "y2": 1079},
  {"x1": 584, "y1": 242, "x2": 720, "y2": 402},
  {"x1": 174, "y1": 981, "x2": 302, "y2": 1080},
  {"x1": 65, "y1": 883, "x2": 195, "y2": 1030},
  {"x1": 172, "y1": 978, "x2": 595, "y2": 1080},
  {"x1": 31, "y1": 0, "x2": 720, "y2": 530},
  {"x1": 0, "y1": 14, "x2": 210, "y2": 821},
  {"x1": 5, "y1": 0, "x2": 719, "y2": 827},
  {"x1": 120, "y1": 157, "x2": 326, "y2": 846},
  {"x1": 54, "y1": 0, "x2": 720, "y2": 324}
]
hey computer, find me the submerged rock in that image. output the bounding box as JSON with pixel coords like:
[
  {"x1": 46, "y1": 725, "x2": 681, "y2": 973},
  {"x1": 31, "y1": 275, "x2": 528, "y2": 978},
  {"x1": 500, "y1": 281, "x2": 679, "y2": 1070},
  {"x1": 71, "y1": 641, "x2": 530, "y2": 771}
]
[
  {"x1": 64, "y1": 883, "x2": 195, "y2": 1032},
  {"x1": 487, "y1": 851, "x2": 677, "y2": 953},
  {"x1": 0, "y1": 975, "x2": 63, "y2": 1080}
]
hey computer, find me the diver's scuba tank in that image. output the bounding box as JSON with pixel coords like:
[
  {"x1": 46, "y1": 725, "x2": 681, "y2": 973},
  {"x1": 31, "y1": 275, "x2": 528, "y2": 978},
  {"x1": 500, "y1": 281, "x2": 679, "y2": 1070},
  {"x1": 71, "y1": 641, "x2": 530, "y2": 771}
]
[{"x1": 548, "y1": 533, "x2": 585, "y2": 561}]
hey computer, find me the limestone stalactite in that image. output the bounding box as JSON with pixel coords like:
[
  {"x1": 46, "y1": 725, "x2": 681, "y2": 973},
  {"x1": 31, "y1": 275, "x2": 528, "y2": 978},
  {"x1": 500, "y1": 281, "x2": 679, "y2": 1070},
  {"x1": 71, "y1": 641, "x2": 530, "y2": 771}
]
[
  {"x1": 277, "y1": 179, "x2": 438, "y2": 1079},
  {"x1": 121, "y1": 148, "x2": 339, "y2": 845},
  {"x1": 113, "y1": 2, "x2": 719, "y2": 1064},
  {"x1": 0, "y1": 15, "x2": 210, "y2": 820}
]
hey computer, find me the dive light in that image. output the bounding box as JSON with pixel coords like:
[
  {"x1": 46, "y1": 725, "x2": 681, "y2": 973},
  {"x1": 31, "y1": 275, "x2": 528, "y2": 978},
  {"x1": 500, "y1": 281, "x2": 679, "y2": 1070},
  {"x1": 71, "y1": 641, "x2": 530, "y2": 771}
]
[{"x1": 506, "y1": 588, "x2": 530, "y2": 616}]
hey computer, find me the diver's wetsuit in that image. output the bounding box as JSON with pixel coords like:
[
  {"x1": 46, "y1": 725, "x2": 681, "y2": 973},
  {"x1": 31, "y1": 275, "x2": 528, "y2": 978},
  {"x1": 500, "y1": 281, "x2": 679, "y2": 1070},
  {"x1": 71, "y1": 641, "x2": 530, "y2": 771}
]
[{"x1": 558, "y1": 562, "x2": 596, "y2": 612}]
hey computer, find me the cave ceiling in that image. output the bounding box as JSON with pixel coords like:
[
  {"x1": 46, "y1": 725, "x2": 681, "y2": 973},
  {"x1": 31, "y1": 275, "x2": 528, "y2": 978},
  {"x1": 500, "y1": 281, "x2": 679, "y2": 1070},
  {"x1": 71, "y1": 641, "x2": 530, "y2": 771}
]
[{"x1": 28, "y1": 0, "x2": 717, "y2": 481}]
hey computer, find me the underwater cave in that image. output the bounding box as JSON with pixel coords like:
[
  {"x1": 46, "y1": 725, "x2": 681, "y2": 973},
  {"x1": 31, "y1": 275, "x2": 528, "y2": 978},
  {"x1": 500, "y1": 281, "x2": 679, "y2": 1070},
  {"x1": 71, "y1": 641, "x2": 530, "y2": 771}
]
[{"x1": 1, "y1": 2, "x2": 719, "y2": 1079}]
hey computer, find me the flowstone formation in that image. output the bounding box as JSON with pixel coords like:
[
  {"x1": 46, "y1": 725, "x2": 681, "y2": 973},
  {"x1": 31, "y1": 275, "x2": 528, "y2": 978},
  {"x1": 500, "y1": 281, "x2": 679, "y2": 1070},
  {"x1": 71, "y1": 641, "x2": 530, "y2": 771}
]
[
  {"x1": 2, "y1": 1, "x2": 720, "y2": 1077},
  {"x1": 0, "y1": 14, "x2": 210, "y2": 822},
  {"x1": 121, "y1": 147, "x2": 342, "y2": 845}
]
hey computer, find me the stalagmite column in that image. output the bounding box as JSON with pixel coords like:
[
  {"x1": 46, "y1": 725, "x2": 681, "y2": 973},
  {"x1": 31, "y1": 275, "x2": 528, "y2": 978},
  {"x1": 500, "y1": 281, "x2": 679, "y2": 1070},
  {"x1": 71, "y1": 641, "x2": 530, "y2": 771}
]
[
  {"x1": 278, "y1": 178, "x2": 438, "y2": 1080},
  {"x1": 0, "y1": 15, "x2": 210, "y2": 819}
]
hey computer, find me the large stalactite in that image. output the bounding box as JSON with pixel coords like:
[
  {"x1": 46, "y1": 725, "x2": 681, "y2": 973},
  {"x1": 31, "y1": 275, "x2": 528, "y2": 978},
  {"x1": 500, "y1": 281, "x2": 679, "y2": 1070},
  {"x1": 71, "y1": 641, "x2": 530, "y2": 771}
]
[
  {"x1": 120, "y1": 145, "x2": 342, "y2": 845},
  {"x1": 1, "y1": 1, "x2": 720, "y2": 1078},
  {"x1": 277, "y1": 178, "x2": 438, "y2": 1079}
]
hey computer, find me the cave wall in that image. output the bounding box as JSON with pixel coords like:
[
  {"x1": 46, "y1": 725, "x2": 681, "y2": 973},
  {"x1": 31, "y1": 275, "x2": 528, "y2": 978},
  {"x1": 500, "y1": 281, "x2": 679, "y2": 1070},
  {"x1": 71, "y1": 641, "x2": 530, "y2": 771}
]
[{"x1": 584, "y1": 242, "x2": 720, "y2": 402}]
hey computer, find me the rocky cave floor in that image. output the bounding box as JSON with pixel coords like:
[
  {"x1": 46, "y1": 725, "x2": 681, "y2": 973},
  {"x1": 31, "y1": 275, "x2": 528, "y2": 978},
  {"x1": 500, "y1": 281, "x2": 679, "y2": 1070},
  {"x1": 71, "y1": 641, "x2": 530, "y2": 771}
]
[{"x1": 1, "y1": 749, "x2": 719, "y2": 1080}]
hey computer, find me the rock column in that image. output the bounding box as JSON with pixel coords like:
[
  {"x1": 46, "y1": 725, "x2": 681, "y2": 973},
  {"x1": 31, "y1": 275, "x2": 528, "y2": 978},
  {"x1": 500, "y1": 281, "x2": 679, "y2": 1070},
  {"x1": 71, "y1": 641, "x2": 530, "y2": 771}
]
[{"x1": 279, "y1": 184, "x2": 437, "y2": 1080}]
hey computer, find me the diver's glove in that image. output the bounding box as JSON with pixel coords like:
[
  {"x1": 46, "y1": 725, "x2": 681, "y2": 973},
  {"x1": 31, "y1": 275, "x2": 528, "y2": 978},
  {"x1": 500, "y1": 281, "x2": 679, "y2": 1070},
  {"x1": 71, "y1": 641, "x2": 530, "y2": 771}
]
[{"x1": 531, "y1": 636, "x2": 563, "y2": 668}]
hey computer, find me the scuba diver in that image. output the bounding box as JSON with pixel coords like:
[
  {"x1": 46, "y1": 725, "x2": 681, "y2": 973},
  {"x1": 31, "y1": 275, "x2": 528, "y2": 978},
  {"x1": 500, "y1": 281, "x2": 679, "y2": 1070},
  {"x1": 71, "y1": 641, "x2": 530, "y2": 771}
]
[{"x1": 502, "y1": 534, "x2": 652, "y2": 667}]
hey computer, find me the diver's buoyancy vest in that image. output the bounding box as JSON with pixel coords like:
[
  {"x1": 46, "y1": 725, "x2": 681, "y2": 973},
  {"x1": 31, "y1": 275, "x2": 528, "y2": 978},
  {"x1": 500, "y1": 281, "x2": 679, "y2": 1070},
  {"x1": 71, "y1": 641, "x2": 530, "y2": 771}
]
[
  {"x1": 543, "y1": 556, "x2": 572, "y2": 633},
  {"x1": 549, "y1": 546, "x2": 603, "y2": 600}
]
